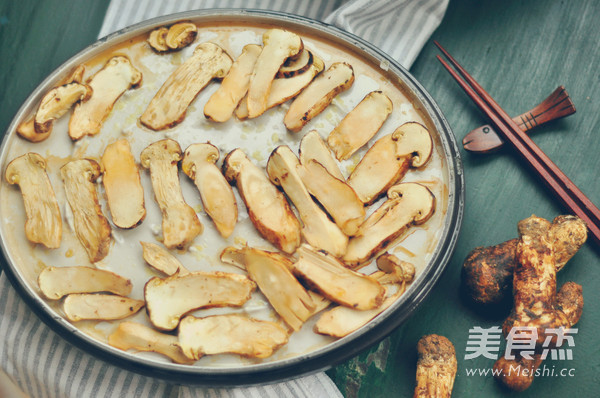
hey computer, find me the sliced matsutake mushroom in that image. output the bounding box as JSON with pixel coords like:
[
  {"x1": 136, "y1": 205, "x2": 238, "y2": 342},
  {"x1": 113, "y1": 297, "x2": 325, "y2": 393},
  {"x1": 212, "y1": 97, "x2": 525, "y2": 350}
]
[
  {"x1": 284, "y1": 62, "x2": 354, "y2": 132},
  {"x1": 34, "y1": 82, "x2": 92, "y2": 135},
  {"x1": 178, "y1": 314, "x2": 289, "y2": 360},
  {"x1": 140, "y1": 43, "x2": 232, "y2": 130},
  {"x1": 144, "y1": 271, "x2": 256, "y2": 331},
  {"x1": 276, "y1": 49, "x2": 314, "y2": 78},
  {"x1": 347, "y1": 122, "x2": 433, "y2": 205},
  {"x1": 222, "y1": 149, "x2": 301, "y2": 254},
  {"x1": 108, "y1": 321, "x2": 193, "y2": 364},
  {"x1": 17, "y1": 64, "x2": 86, "y2": 143},
  {"x1": 61, "y1": 159, "x2": 112, "y2": 262},
  {"x1": 220, "y1": 246, "x2": 316, "y2": 331},
  {"x1": 246, "y1": 29, "x2": 303, "y2": 118},
  {"x1": 181, "y1": 143, "x2": 237, "y2": 238},
  {"x1": 327, "y1": 91, "x2": 393, "y2": 160},
  {"x1": 299, "y1": 130, "x2": 344, "y2": 180},
  {"x1": 298, "y1": 159, "x2": 365, "y2": 237},
  {"x1": 267, "y1": 146, "x2": 348, "y2": 257},
  {"x1": 314, "y1": 256, "x2": 415, "y2": 338},
  {"x1": 140, "y1": 241, "x2": 190, "y2": 276},
  {"x1": 293, "y1": 245, "x2": 385, "y2": 310},
  {"x1": 165, "y1": 22, "x2": 197, "y2": 50},
  {"x1": 235, "y1": 53, "x2": 324, "y2": 120},
  {"x1": 344, "y1": 183, "x2": 436, "y2": 267},
  {"x1": 63, "y1": 293, "x2": 144, "y2": 322},
  {"x1": 204, "y1": 44, "x2": 261, "y2": 123},
  {"x1": 140, "y1": 139, "x2": 202, "y2": 250},
  {"x1": 4, "y1": 153, "x2": 62, "y2": 248},
  {"x1": 69, "y1": 56, "x2": 142, "y2": 140},
  {"x1": 101, "y1": 139, "x2": 146, "y2": 229},
  {"x1": 147, "y1": 27, "x2": 169, "y2": 52},
  {"x1": 38, "y1": 266, "x2": 132, "y2": 300}
]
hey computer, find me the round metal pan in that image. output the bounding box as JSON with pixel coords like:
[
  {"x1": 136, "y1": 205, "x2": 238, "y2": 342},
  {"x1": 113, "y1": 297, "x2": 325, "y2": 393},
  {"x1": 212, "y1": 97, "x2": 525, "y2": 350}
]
[{"x1": 0, "y1": 9, "x2": 464, "y2": 386}]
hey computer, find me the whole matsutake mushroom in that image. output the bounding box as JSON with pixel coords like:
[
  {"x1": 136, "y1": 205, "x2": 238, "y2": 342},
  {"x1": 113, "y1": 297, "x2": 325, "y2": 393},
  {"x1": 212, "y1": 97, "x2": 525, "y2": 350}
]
[
  {"x1": 4, "y1": 153, "x2": 62, "y2": 248},
  {"x1": 344, "y1": 182, "x2": 436, "y2": 267},
  {"x1": 61, "y1": 159, "x2": 112, "y2": 263},
  {"x1": 181, "y1": 143, "x2": 238, "y2": 238},
  {"x1": 413, "y1": 335, "x2": 458, "y2": 398},
  {"x1": 267, "y1": 145, "x2": 348, "y2": 257},
  {"x1": 347, "y1": 122, "x2": 433, "y2": 205},
  {"x1": 140, "y1": 139, "x2": 202, "y2": 250},
  {"x1": 222, "y1": 148, "x2": 301, "y2": 254}
]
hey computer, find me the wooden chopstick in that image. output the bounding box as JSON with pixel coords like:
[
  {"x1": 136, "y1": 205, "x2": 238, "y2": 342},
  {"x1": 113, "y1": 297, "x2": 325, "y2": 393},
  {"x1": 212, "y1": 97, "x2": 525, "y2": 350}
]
[{"x1": 434, "y1": 41, "x2": 600, "y2": 245}]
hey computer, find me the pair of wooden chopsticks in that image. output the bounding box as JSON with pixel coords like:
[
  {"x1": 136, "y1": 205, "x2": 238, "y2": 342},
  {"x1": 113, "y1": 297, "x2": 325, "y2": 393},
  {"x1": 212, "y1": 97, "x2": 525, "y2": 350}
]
[{"x1": 434, "y1": 41, "x2": 600, "y2": 245}]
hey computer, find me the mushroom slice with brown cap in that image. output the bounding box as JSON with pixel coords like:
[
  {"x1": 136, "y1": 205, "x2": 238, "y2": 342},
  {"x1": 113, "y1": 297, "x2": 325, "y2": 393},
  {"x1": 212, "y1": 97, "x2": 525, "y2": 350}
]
[
  {"x1": 61, "y1": 159, "x2": 112, "y2": 262},
  {"x1": 108, "y1": 321, "x2": 193, "y2": 364},
  {"x1": 246, "y1": 29, "x2": 303, "y2": 118},
  {"x1": 347, "y1": 122, "x2": 433, "y2": 205},
  {"x1": 204, "y1": 44, "x2": 262, "y2": 123},
  {"x1": 147, "y1": 27, "x2": 169, "y2": 52},
  {"x1": 34, "y1": 82, "x2": 92, "y2": 135},
  {"x1": 101, "y1": 139, "x2": 146, "y2": 229},
  {"x1": 69, "y1": 56, "x2": 142, "y2": 140},
  {"x1": 344, "y1": 183, "x2": 436, "y2": 267},
  {"x1": 222, "y1": 149, "x2": 301, "y2": 254},
  {"x1": 299, "y1": 130, "x2": 344, "y2": 181},
  {"x1": 314, "y1": 256, "x2": 415, "y2": 338},
  {"x1": 178, "y1": 314, "x2": 289, "y2": 360},
  {"x1": 4, "y1": 153, "x2": 62, "y2": 248},
  {"x1": 327, "y1": 91, "x2": 393, "y2": 161},
  {"x1": 284, "y1": 62, "x2": 354, "y2": 132},
  {"x1": 140, "y1": 43, "x2": 232, "y2": 130},
  {"x1": 38, "y1": 266, "x2": 132, "y2": 300},
  {"x1": 220, "y1": 246, "x2": 316, "y2": 331},
  {"x1": 235, "y1": 54, "x2": 325, "y2": 120},
  {"x1": 165, "y1": 22, "x2": 197, "y2": 50},
  {"x1": 144, "y1": 271, "x2": 255, "y2": 331},
  {"x1": 267, "y1": 146, "x2": 348, "y2": 257},
  {"x1": 298, "y1": 159, "x2": 365, "y2": 237},
  {"x1": 293, "y1": 245, "x2": 385, "y2": 310},
  {"x1": 276, "y1": 49, "x2": 314, "y2": 78},
  {"x1": 182, "y1": 143, "x2": 237, "y2": 238},
  {"x1": 63, "y1": 293, "x2": 144, "y2": 322},
  {"x1": 140, "y1": 139, "x2": 202, "y2": 250},
  {"x1": 140, "y1": 241, "x2": 190, "y2": 276}
]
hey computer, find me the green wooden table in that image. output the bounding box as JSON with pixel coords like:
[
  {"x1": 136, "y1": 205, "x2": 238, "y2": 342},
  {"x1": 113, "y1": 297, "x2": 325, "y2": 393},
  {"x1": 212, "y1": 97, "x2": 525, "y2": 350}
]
[{"x1": 1, "y1": 1, "x2": 598, "y2": 397}]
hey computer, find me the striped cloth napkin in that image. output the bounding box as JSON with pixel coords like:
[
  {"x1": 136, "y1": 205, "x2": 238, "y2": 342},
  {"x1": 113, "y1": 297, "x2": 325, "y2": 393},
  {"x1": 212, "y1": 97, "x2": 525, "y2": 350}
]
[{"x1": 0, "y1": 0, "x2": 448, "y2": 396}]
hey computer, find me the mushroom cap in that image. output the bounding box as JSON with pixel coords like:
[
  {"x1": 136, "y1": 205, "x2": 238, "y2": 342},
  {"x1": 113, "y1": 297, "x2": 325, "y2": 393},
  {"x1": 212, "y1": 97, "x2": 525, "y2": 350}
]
[
  {"x1": 140, "y1": 138, "x2": 182, "y2": 168},
  {"x1": 181, "y1": 143, "x2": 219, "y2": 179},
  {"x1": 391, "y1": 122, "x2": 433, "y2": 168}
]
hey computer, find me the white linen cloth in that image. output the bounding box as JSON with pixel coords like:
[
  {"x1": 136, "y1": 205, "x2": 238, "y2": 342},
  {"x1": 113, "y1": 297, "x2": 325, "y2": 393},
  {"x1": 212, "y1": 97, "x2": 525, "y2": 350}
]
[{"x1": 0, "y1": 0, "x2": 448, "y2": 396}]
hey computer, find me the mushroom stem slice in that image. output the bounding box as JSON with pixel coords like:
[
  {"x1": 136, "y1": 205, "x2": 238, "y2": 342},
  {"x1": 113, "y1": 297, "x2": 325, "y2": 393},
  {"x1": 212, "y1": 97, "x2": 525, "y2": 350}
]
[
  {"x1": 247, "y1": 29, "x2": 303, "y2": 118},
  {"x1": 299, "y1": 130, "x2": 344, "y2": 181},
  {"x1": 220, "y1": 246, "x2": 316, "y2": 331},
  {"x1": 140, "y1": 241, "x2": 190, "y2": 276},
  {"x1": 222, "y1": 149, "x2": 301, "y2": 254},
  {"x1": 267, "y1": 146, "x2": 348, "y2": 257},
  {"x1": 182, "y1": 143, "x2": 237, "y2": 238},
  {"x1": 38, "y1": 266, "x2": 132, "y2": 300},
  {"x1": 327, "y1": 91, "x2": 393, "y2": 160},
  {"x1": 4, "y1": 153, "x2": 62, "y2": 248},
  {"x1": 60, "y1": 159, "x2": 112, "y2": 262},
  {"x1": 284, "y1": 62, "x2": 354, "y2": 132},
  {"x1": 347, "y1": 122, "x2": 433, "y2": 205},
  {"x1": 204, "y1": 44, "x2": 262, "y2": 123},
  {"x1": 235, "y1": 54, "x2": 324, "y2": 120},
  {"x1": 178, "y1": 314, "x2": 289, "y2": 360},
  {"x1": 63, "y1": 294, "x2": 144, "y2": 322},
  {"x1": 298, "y1": 159, "x2": 365, "y2": 237},
  {"x1": 34, "y1": 82, "x2": 92, "y2": 134},
  {"x1": 144, "y1": 271, "x2": 256, "y2": 331},
  {"x1": 101, "y1": 139, "x2": 146, "y2": 229},
  {"x1": 69, "y1": 56, "x2": 142, "y2": 140},
  {"x1": 344, "y1": 183, "x2": 436, "y2": 267},
  {"x1": 140, "y1": 43, "x2": 232, "y2": 130},
  {"x1": 108, "y1": 321, "x2": 194, "y2": 364},
  {"x1": 294, "y1": 245, "x2": 385, "y2": 310},
  {"x1": 140, "y1": 139, "x2": 202, "y2": 250}
]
